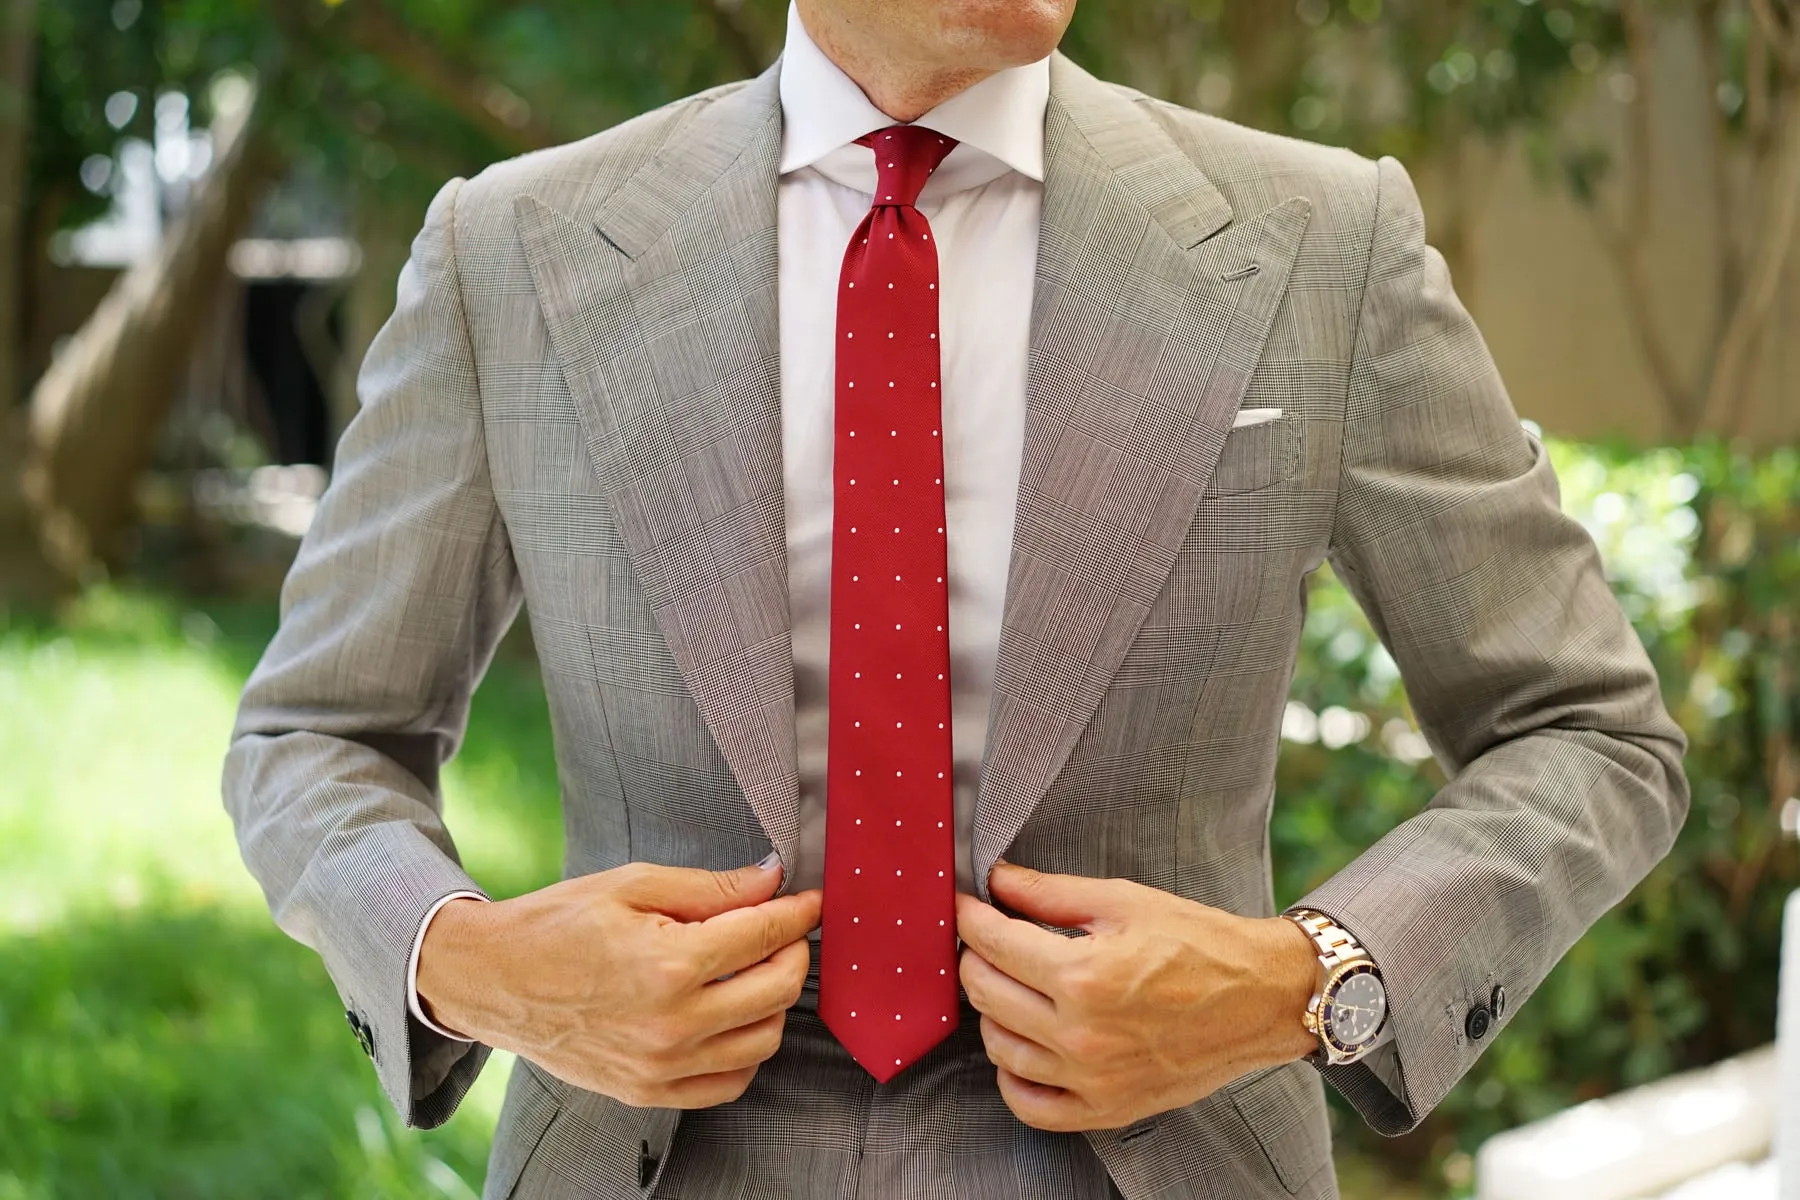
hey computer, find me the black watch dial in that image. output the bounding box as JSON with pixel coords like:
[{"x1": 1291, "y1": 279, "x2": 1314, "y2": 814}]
[{"x1": 1322, "y1": 964, "x2": 1387, "y2": 1053}]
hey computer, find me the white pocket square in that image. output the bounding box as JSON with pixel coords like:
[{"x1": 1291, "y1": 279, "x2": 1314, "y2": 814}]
[{"x1": 1231, "y1": 407, "x2": 1283, "y2": 429}]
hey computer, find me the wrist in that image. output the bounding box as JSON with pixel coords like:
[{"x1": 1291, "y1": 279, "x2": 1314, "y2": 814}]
[
  {"x1": 1260, "y1": 915, "x2": 1324, "y2": 1064},
  {"x1": 416, "y1": 896, "x2": 493, "y2": 1040}
]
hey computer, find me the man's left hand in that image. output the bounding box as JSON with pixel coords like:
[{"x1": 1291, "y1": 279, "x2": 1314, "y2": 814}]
[{"x1": 955, "y1": 862, "x2": 1321, "y2": 1133}]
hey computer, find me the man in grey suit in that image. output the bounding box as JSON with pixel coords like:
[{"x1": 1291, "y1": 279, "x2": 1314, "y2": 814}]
[{"x1": 223, "y1": 0, "x2": 1689, "y2": 1196}]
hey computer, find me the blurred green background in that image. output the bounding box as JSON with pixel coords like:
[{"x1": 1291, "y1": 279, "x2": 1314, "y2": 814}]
[{"x1": 3, "y1": 1, "x2": 1799, "y2": 1197}]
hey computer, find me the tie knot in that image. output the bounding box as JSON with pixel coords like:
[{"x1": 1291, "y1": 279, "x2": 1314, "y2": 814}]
[{"x1": 856, "y1": 125, "x2": 958, "y2": 208}]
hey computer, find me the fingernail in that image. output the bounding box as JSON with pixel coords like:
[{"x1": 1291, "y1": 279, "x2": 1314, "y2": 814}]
[{"x1": 757, "y1": 850, "x2": 782, "y2": 871}]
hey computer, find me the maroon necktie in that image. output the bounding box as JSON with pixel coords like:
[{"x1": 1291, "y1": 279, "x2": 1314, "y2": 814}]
[{"x1": 818, "y1": 124, "x2": 960, "y2": 1083}]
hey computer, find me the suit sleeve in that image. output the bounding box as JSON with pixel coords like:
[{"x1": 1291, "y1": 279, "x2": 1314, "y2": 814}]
[
  {"x1": 222, "y1": 177, "x2": 521, "y2": 1128},
  {"x1": 1292, "y1": 155, "x2": 1689, "y2": 1135}
]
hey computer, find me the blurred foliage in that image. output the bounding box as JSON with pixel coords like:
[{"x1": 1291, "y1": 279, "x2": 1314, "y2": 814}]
[
  {"x1": 25, "y1": 0, "x2": 1682, "y2": 236},
  {"x1": 0, "y1": 588, "x2": 562, "y2": 1198},
  {"x1": 15, "y1": 0, "x2": 1800, "y2": 1195},
  {"x1": 1275, "y1": 434, "x2": 1800, "y2": 1193}
]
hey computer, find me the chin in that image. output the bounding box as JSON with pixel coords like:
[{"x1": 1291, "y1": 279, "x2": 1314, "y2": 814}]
[{"x1": 933, "y1": 0, "x2": 1077, "y2": 68}]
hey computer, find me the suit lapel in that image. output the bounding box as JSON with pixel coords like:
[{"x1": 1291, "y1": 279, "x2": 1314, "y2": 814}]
[
  {"x1": 513, "y1": 63, "x2": 804, "y2": 873},
  {"x1": 969, "y1": 54, "x2": 1313, "y2": 900}
]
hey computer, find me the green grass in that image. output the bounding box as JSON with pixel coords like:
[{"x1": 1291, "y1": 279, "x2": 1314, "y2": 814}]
[{"x1": 0, "y1": 587, "x2": 564, "y2": 1199}]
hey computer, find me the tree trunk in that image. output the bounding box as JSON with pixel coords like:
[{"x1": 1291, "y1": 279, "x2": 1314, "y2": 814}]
[
  {"x1": 1, "y1": 0, "x2": 35, "y2": 408},
  {"x1": 21, "y1": 82, "x2": 273, "y2": 582}
]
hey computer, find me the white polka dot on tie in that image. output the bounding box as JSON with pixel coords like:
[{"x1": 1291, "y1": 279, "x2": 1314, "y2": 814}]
[
  {"x1": 888, "y1": 282, "x2": 894, "y2": 289},
  {"x1": 929, "y1": 283, "x2": 936, "y2": 290},
  {"x1": 897, "y1": 918, "x2": 904, "y2": 926},
  {"x1": 854, "y1": 671, "x2": 861, "y2": 678},
  {"x1": 889, "y1": 381, "x2": 895, "y2": 388},
  {"x1": 853, "y1": 916, "x2": 860, "y2": 923},
  {"x1": 853, "y1": 963, "x2": 859, "y2": 969},
  {"x1": 846, "y1": 332, "x2": 853, "y2": 339},
  {"x1": 888, "y1": 233, "x2": 894, "y2": 239},
  {"x1": 896, "y1": 868, "x2": 903, "y2": 876},
  {"x1": 849, "y1": 283, "x2": 855, "y2": 289},
  {"x1": 937, "y1": 821, "x2": 944, "y2": 827},
  {"x1": 851, "y1": 1010, "x2": 857, "y2": 1017},
  {"x1": 855, "y1": 869, "x2": 861, "y2": 875},
  {"x1": 930, "y1": 333, "x2": 937, "y2": 340},
  {"x1": 888, "y1": 332, "x2": 895, "y2": 338}
]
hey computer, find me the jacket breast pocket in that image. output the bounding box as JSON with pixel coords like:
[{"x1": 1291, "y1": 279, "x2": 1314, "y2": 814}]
[{"x1": 1204, "y1": 414, "x2": 1302, "y2": 498}]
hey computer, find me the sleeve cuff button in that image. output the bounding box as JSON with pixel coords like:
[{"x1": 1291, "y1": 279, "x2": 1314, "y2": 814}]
[{"x1": 1465, "y1": 1004, "x2": 1493, "y2": 1042}]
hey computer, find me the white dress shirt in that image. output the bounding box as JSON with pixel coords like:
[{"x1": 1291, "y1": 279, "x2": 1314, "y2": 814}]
[{"x1": 408, "y1": 2, "x2": 1047, "y2": 1036}]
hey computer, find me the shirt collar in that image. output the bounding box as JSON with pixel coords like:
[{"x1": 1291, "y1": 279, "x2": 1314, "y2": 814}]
[{"x1": 777, "y1": 0, "x2": 1048, "y2": 186}]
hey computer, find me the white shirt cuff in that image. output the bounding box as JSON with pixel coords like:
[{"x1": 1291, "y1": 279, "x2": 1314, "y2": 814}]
[{"x1": 407, "y1": 890, "x2": 489, "y2": 1041}]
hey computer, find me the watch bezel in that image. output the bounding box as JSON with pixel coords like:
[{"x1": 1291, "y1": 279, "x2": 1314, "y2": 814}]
[{"x1": 1318, "y1": 960, "x2": 1387, "y2": 1056}]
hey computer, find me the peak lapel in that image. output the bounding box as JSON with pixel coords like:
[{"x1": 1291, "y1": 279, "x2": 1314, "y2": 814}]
[
  {"x1": 970, "y1": 54, "x2": 1313, "y2": 899},
  {"x1": 513, "y1": 62, "x2": 804, "y2": 875}
]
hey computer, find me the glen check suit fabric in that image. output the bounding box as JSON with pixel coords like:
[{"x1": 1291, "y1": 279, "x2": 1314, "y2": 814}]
[{"x1": 222, "y1": 51, "x2": 1689, "y2": 1200}]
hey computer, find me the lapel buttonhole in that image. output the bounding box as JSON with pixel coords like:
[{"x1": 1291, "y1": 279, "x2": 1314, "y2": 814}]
[{"x1": 1222, "y1": 263, "x2": 1261, "y2": 282}]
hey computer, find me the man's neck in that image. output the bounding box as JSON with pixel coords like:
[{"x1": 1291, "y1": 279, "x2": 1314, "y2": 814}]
[{"x1": 795, "y1": 1, "x2": 995, "y2": 122}]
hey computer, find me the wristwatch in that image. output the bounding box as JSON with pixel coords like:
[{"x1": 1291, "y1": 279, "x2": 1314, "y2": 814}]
[{"x1": 1284, "y1": 908, "x2": 1389, "y2": 1067}]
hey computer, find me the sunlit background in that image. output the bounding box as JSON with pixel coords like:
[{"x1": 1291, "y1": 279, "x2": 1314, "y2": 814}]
[{"x1": 2, "y1": 2, "x2": 1798, "y2": 1198}]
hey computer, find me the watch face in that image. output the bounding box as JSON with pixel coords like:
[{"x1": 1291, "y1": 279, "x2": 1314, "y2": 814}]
[{"x1": 1323, "y1": 965, "x2": 1387, "y2": 1052}]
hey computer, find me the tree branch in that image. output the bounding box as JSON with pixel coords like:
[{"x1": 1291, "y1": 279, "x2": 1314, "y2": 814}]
[
  {"x1": 1701, "y1": 94, "x2": 1800, "y2": 434},
  {"x1": 1749, "y1": 0, "x2": 1800, "y2": 74},
  {"x1": 335, "y1": 0, "x2": 565, "y2": 154},
  {"x1": 1605, "y1": 0, "x2": 1701, "y2": 434}
]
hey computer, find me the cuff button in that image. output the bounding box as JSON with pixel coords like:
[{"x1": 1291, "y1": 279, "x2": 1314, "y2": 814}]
[
  {"x1": 1491, "y1": 985, "x2": 1508, "y2": 1021},
  {"x1": 1465, "y1": 1004, "x2": 1493, "y2": 1042}
]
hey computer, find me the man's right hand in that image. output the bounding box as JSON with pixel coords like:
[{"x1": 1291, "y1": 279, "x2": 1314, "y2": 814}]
[{"x1": 415, "y1": 858, "x2": 821, "y2": 1109}]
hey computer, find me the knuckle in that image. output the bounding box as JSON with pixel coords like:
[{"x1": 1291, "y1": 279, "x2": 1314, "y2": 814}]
[
  {"x1": 616, "y1": 861, "x2": 656, "y2": 888},
  {"x1": 1060, "y1": 963, "x2": 1102, "y2": 1007},
  {"x1": 709, "y1": 869, "x2": 743, "y2": 905},
  {"x1": 1061, "y1": 1026, "x2": 1101, "y2": 1062}
]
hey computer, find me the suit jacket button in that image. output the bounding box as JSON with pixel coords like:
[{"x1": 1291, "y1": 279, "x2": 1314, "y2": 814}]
[
  {"x1": 1491, "y1": 985, "x2": 1508, "y2": 1021},
  {"x1": 638, "y1": 1140, "x2": 658, "y2": 1188},
  {"x1": 1465, "y1": 1004, "x2": 1493, "y2": 1042}
]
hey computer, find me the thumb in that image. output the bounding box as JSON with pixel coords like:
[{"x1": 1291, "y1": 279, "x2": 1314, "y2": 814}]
[
  {"x1": 619, "y1": 853, "x2": 784, "y2": 922},
  {"x1": 987, "y1": 861, "x2": 1128, "y2": 931}
]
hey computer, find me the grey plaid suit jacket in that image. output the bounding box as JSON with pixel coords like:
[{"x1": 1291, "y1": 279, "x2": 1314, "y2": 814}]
[{"x1": 223, "y1": 49, "x2": 1688, "y2": 1200}]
